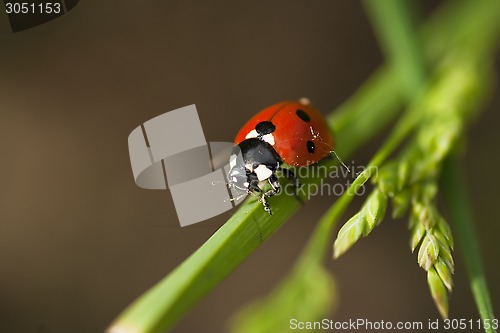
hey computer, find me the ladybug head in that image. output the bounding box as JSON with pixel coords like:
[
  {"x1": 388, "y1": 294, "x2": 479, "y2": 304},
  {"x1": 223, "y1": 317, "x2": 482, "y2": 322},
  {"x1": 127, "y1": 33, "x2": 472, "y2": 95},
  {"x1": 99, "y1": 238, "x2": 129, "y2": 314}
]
[
  {"x1": 227, "y1": 146, "x2": 251, "y2": 193},
  {"x1": 228, "y1": 164, "x2": 249, "y2": 192},
  {"x1": 227, "y1": 138, "x2": 281, "y2": 193}
]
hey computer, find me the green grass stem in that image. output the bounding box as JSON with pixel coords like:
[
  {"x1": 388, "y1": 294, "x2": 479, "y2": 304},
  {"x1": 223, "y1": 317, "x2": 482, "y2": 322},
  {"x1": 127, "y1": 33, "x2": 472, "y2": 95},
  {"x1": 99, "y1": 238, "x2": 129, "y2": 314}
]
[{"x1": 443, "y1": 157, "x2": 497, "y2": 333}]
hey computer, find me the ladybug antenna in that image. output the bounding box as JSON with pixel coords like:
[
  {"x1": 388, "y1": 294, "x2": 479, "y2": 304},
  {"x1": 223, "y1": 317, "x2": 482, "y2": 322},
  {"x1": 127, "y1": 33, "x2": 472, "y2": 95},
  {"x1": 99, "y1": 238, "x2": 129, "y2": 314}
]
[
  {"x1": 308, "y1": 126, "x2": 349, "y2": 172},
  {"x1": 330, "y1": 149, "x2": 350, "y2": 172}
]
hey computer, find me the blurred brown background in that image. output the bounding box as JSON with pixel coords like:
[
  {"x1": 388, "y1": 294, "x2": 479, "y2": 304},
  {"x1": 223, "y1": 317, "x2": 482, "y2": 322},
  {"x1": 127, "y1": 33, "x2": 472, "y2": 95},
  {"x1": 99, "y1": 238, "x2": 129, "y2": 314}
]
[{"x1": 0, "y1": 1, "x2": 499, "y2": 332}]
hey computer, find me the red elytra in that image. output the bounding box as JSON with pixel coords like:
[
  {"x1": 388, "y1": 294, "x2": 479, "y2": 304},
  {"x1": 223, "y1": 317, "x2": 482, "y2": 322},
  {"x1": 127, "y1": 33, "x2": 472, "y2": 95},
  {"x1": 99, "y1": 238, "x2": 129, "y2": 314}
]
[{"x1": 234, "y1": 101, "x2": 334, "y2": 166}]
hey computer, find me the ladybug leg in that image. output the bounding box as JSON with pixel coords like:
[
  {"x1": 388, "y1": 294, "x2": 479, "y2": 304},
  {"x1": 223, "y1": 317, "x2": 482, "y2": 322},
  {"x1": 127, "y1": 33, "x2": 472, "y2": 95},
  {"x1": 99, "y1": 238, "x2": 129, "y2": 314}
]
[
  {"x1": 279, "y1": 167, "x2": 304, "y2": 205},
  {"x1": 246, "y1": 176, "x2": 271, "y2": 212},
  {"x1": 247, "y1": 179, "x2": 262, "y2": 194},
  {"x1": 246, "y1": 179, "x2": 272, "y2": 214},
  {"x1": 246, "y1": 173, "x2": 280, "y2": 215},
  {"x1": 247, "y1": 173, "x2": 262, "y2": 195},
  {"x1": 259, "y1": 173, "x2": 280, "y2": 215}
]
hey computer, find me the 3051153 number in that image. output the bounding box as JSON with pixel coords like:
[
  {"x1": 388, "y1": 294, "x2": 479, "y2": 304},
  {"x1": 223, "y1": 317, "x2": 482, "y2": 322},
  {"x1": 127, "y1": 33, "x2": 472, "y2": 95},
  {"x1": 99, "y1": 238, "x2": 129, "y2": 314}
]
[
  {"x1": 5, "y1": 2, "x2": 62, "y2": 14},
  {"x1": 442, "y1": 318, "x2": 499, "y2": 330}
]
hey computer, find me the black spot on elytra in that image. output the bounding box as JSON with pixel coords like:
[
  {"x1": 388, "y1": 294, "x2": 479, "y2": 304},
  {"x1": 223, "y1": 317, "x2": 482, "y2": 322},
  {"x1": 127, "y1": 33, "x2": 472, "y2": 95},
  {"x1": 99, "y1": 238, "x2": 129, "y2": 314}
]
[
  {"x1": 255, "y1": 121, "x2": 276, "y2": 135},
  {"x1": 296, "y1": 109, "x2": 310, "y2": 122},
  {"x1": 307, "y1": 141, "x2": 315, "y2": 154}
]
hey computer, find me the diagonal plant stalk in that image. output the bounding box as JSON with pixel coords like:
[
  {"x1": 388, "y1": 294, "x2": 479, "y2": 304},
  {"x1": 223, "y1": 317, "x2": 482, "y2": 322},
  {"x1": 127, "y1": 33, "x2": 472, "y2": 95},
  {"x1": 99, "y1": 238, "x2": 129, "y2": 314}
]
[{"x1": 107, "y1": 2, "x2": 500, "y2": 332}]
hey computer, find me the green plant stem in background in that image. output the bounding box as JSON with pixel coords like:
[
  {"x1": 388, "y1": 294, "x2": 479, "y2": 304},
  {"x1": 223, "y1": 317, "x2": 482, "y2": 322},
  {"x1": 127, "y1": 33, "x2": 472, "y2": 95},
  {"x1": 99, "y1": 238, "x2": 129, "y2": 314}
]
[
  {"x1": 362, "y1": 0, "x2": 428, "y2": 160},
  {"x1": 363, "y1": 0, "x2": 426, "y2": 99},
  {"x1": 443, "y1": 157, "x2": 497, "y2": 333},
  {"x1": 107, "y1": 1, "x2": 500, "y2": 332}
]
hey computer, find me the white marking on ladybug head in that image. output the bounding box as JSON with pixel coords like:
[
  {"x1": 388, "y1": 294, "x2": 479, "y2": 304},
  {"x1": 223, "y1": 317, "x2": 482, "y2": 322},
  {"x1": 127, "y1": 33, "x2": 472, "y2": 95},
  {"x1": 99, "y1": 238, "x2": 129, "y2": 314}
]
[
  {"x1": 262, "y1": 133, "x2": 275, "y2": 146},
  {"x1": 254, "y1": 164, "x2": 273, "y2": 181},
  {"x1": 245, "y1": 129, "x2": 259, "y2": 139},
  {"x1": 229, "y1": 154, "x2": 238, "y2": 169},
  {"x1": 243, "y1": 181, "x2": 249, "y2": 188}
]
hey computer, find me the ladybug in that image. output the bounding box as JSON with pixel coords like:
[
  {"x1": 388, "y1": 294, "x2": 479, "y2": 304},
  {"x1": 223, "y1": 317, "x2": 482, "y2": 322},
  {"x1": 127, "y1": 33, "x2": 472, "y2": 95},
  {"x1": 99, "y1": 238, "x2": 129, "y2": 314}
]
[{"x1": 227, "y1": 100, "x2": 335, "y2": 214}]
